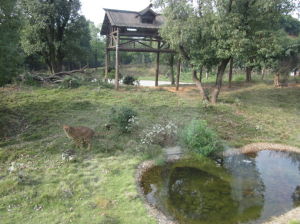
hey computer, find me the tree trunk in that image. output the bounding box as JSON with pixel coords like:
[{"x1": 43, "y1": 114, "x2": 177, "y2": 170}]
[
  {"x1": 246, "y1": 67, "x2": 252, "y2": 82},
  {"x1": 261, "y1": 68, "x2": 265, "y2": 80},
  {"x1": 155, "y1": 42, "x2": 161, "y2": 87},
  {"x1": 199, "y1": 66, "x2": 203, "y2": 82},
  {"x1": 294, "y1": 69, "x2": 299, "y2": 83},
  {"x1": 228, "y1": 58, "x2": 233, "y2": 88},
  {"x1": 210, "y1": 58, "x2": 230, "y2": 104},
  {"x1": 193, "y1": 69, "x2": 209, "y2": 101},
  {"x1": 56, "y1": 58, "x2": 63, "y2": 73},
  {"x1": 47, "y1": 37, "x2": 64, "y2": 74},
  {"x1": 50, "y1": 51, "x2": 56, "y2": 74},
  {"x1": 176, "y1": 59, "x2": 181, "y2": 91},
  {"x1": 170, "y1": 55, "x2": 175, "y2": 85},
  {"x1": 274, "y1": 73, "x2": 280, "y2": 87}
]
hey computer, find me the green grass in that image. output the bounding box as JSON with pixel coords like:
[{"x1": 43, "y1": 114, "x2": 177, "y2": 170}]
[
  {"x1": 0, "y1": 78, "x2": 299, "y2": 223},
  {"x1": 289, "y1": 221, "x2": 300, "y2": 224}
]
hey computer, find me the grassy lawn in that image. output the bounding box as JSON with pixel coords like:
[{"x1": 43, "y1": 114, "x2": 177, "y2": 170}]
[{"x1": 0, "y1": 78, "x2": 299, "y2": 223}]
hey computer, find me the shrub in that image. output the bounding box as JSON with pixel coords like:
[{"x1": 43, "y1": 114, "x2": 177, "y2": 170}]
[
  {"x1": 21, "y1": 73, "x2": 42, "y2": 86},
  {"x1": 122, "y1": 75, "x2": 137, "y2": 85},
  {"x1": 107, "y1": 69, "x2": 123, "y2": 81},
  {"x1": 140, "y1": 121, "x2": 178, "y2": 146},
  {"x1": 181, "y1": 119, "x2": 223, "y2": 156},
  {"x1": 233, "y1": 75, "x2": 245, "y2": 82},
  {"x1": 109, "y1": 107, "x2": 138, "y2": 133}
]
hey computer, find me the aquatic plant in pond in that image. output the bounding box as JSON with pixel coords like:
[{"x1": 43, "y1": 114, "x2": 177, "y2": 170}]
[{"x1": 140, "y1": 150, "x2": 300, "y2": 224}]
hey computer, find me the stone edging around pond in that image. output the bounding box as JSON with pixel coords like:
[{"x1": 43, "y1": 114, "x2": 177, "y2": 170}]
[
  {"x1": 135, "y1": 143, "x2": 300, "y2": 224},
  {"x1": 136, "y1": 159, "x2": 180, "y2": 224},
  {"x1": 265, "y1": 207, "x2": 300, "y2": 224}
]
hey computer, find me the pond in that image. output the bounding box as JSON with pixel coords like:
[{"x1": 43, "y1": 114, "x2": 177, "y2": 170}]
[{"x1": 140, "y1": 150, "x2": 300, "y2": 224}]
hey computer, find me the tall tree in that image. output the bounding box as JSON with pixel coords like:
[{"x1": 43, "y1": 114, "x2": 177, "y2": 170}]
[
  {"x1": 273, "y1": 33, "x2": 300, "y2": 85},
  {"x1": 0, "y1": 0, "x2": 23, "y2": 86},
  {"x1": 280, "y1": 15, "x2": 300, "y2": 36},
  {"x1": 155, "y1": 0, "x2": 296, "y2": 103},
  {"x1": 62, "y1": 16, "x2": 91, "y2": 70},
  {"x1": 88, "y1": 22, "x2": 105, "y2": 68},
  {"x1": 20, "y1": 0, "x2": 85, "y2": 74}
]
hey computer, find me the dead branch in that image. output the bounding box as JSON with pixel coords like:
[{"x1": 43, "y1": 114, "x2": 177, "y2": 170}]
[
  {"x1": 50, "y1": 65, "x2": 88, "y2": 77},
  {"x1": 20, "y1": 65, "x2": 90, "y2": 84}
]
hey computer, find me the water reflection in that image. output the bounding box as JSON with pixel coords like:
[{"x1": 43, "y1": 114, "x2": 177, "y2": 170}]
[
  {"x1": 141, "y1": 150, "x2": 300, "y2": 224},
  {"x1": 254, "y1": 151, "x2": 300, "y2": 221},
  {"x1": 292, "y1": 186, "x2": 300, "y2": 206},
  {"x1": 224, "y1": 153, "x2": 264, "y2": 223}
]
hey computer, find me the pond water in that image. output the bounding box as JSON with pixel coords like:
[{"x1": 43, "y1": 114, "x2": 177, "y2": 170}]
[{"x1": 140, "y1": 150, "x2": 300, "y2": 224}]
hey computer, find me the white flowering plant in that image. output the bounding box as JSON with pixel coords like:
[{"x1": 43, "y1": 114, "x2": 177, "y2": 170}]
[{"x1": 140, "y1": 121, "x2": 178, "y2": 146}]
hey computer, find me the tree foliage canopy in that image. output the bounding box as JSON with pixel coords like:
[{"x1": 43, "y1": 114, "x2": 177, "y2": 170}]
[
  {"x1": 280, "y1": 15, "x2": 300, "y2": 36},
  {"x1": 20, "y1": 0, "x2": 90, "y2": 74},
  {"x1": 156, "y1": 0, "x2": 295, "y2": 66},
  {"x1": 154, "y1": 0, "x2": 297, "y2": 103},
  {"x1": 0, "y1": 0, "x2": 23, "y2": 86}
]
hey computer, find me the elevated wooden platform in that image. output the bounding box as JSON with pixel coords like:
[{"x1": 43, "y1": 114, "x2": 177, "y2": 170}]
[{"x1": 100, "y1": 4, "x2": 180, "y2": 90}]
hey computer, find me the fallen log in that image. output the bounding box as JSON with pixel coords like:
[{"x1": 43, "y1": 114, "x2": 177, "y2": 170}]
[
  {"x1": 50, "y1": 65, "x2": 88, "y2": 77},
  {"x1": 20, "y1": 66, "x2": 90, "y2": 84}
]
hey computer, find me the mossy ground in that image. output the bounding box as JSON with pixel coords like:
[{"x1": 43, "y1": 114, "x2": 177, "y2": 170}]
[{"x1": 0, "y1": 71, "x2": 299, "y2": 224}]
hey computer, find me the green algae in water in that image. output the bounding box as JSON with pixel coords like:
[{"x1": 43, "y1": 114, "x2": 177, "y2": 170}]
[
  {"x1": 140, "y1": 150, "x2": 300, "y2": 224},
  {"x1": 167, "y1": 167, "x2": 245, "y2": 224}
]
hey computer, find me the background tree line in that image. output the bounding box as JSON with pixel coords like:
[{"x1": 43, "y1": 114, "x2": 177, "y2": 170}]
[
  {"x1": 0, "y1": 0, "x2": 300, "y2": 97},
  {"x1": 0, "y1": 0, "x2": 106, "y2": 86},
  {"x1": 154, "y1": 0, "x2": 300, "y2": 103},
  {"x1": 0, "y1": 0, "x2": 164, "y2": 86}
]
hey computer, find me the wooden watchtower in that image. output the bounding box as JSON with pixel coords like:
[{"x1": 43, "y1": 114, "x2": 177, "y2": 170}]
[{"x1": 100, "y1": 4, "x2": 178, "y2": 89}]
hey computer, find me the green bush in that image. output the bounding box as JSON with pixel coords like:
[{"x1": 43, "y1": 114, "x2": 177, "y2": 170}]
[
  {"x1": 22, "y1": 73, "x2": 42, "y2": 86},
  {"x1": 181, "y1": 119, "x2": 223, "y2": 156},
  {"x1": 109, "y1": 107, "x2": 138, "y2": 133},
  {"x1": 107, "y1": 69, "x2": 123, "y2": 81},
  {"x1": 233, "y1": 75, "x2": 245, "y2": 82},
  {"x1": 122, "y1": 75, "x2": 137, "y2": 85}
]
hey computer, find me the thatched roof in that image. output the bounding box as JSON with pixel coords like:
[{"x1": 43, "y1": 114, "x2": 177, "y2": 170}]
[{"x1": 100, "y1": 5, "x2": 164, "y2": 35}]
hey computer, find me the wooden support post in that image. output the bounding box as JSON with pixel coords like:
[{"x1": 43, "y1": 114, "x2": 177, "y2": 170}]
[
  {"x1": 115, "y1": 28, "x2": 120, "y2": 90},
  {"x1": 155, "y1": 41, "x2": 160, "y2": 87},
  {"x1": 176, "y1": 59, "x2": 181, "y2": 91},
  {"x1": 170, "y1": 54, "x2": 175, "y2": 85},
  {"x1": 105, "y1": 35, "x2": 109, "y2": 82}
]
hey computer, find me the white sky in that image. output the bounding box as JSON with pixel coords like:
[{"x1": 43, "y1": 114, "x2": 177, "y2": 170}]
[
  {"x1": 80, "y1": 0, "x2": 153, "y2": 25},
  {"x1": 80, "y1": 0, "x2": 299, "y2": 25}
]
